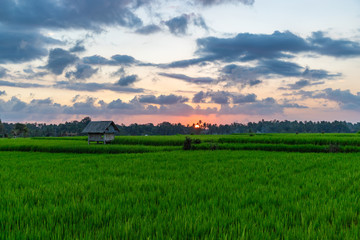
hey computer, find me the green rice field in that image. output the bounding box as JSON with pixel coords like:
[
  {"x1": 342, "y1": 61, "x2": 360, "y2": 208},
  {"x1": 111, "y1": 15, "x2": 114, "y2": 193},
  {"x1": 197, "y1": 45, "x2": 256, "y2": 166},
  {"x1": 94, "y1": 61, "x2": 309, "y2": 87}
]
[{"x1": 1, "y1": 134, "x2": 360, "y2": 239}]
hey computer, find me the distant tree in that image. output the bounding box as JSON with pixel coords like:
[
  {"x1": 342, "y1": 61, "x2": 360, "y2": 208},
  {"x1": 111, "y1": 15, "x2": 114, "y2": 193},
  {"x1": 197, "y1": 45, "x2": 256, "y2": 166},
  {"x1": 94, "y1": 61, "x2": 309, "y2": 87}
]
[
  {"x1": 12, "y1": 123, "x2": 28, "y2": 137},
  {"x1": 0, "y1": 119, "x2": 4, "y2": 137}
]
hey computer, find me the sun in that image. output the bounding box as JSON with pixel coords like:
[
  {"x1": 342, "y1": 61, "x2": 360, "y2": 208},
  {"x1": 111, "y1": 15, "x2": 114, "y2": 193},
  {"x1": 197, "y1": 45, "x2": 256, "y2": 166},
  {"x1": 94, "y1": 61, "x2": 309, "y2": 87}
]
[{"x1": 194, "y1": 124, "x2": 200, "y2": 129}]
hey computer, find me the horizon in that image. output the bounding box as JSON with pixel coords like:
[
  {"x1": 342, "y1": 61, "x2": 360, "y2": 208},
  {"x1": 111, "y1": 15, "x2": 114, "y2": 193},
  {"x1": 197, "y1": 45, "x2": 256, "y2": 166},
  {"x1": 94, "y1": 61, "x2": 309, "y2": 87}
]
[{"x1": 0, "y1": 0, "x2": 360, "y2": 124}]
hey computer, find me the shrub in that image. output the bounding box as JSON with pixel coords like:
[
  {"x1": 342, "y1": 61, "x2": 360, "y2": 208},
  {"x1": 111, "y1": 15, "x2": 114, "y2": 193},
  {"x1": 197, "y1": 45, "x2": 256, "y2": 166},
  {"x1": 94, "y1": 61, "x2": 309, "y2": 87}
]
[
  {"x1": 183, "y1": 137, "x2": 192, "y2": 150},
  {"x1": 328, "y1": 144, "x2": 340, "y2": 153},
  {"x1": 209, "y1": 143, "x2": 218, "y2": 151}
]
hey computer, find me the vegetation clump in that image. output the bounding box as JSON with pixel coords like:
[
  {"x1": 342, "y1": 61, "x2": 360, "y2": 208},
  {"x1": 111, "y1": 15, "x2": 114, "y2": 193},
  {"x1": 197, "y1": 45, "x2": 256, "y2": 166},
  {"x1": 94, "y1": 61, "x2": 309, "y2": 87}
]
[{"x1": 183, "y1": 137, "x2": 192, "y2": 150}]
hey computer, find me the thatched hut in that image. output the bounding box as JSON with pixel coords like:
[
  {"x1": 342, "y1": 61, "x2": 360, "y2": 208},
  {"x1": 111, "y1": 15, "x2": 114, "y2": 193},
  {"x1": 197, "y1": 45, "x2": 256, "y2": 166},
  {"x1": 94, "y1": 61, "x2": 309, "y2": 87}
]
[{"x1": 82, "y1": 121, "x2": 119, "y2": 144}]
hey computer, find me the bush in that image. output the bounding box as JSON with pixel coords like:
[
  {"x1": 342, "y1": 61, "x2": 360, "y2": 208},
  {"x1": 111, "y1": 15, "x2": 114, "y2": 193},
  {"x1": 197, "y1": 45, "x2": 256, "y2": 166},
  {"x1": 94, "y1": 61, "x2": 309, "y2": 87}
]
[
  {"x1": 183, "y1": 137, "x2": 192, "y2": 150},
  {"x1": 328, "y1": 144, "x2": 340, "y2": 153}
]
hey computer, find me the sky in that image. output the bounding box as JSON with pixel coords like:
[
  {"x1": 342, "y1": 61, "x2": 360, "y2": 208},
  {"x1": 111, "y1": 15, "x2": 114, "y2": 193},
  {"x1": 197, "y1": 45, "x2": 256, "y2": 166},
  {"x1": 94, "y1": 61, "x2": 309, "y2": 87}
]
[{"x1": 0, "y1": 0, "x2": 360, "y2": 125}]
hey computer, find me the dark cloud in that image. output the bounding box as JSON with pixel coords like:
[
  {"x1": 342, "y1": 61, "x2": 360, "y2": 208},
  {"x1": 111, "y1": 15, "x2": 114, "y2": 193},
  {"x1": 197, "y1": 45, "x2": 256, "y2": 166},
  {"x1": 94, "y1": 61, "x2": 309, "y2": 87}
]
[
  {"x1": 135, "y1": 24, "x2": 162, "y2": 35},
  {"x1": 0, "y1": 0, "x2": 143, "y2": 31},
  {"x1": 0, "y1": 80, "x2": 45, "y2": 88},
  {"x1": 65, "y1": 64, "x2": 98, "y2": 80},
  {"x1": 302, "y1": 88, "x2": 360, "y2": 110},
  {"x1": 164, "y1": 13, "x2": 208, "y2": 36},
  {"x1": 219, "y1": 97, "x2": 306, "y2": 115},
  {"x1": 159, "y1": 73, "x2": 215, "y2": 84},
  {"x1": 193, "y1": 15, "x2": 208, "y2": 31},
  {"x1": 83, "y1": 55, "x2": 112, "y2": 65},
  {"x1": 116, "y1": 75, "x2": 139, "y2": 86},
  {"x1": 111, "y1": 55, "x2": 136, "y2": 65},
  {"x1": 192, "y1": 90, "x2": 257, "y2": 105},
  {"x1": 165, "y1": 14, "x2": 189, "y2": 35},
  {"x1": 162, "y1": 31, "x2": 360, "y2": 69},
  {"x1": 208, "y1": 91, "x2": 230, "y2": 104},
  {"x1": 136, "y1": 94, "x2": 189, "y2": 105},
  {"x1": 196, "y1": 0, "x2": 254, "y2": 6},
  {"x1": 69, "y1": 41, "x2": 86, "y2": 53},
  {"x1": 22, "y1": 68, "x2": 49, "y2": 79},
  {"x1": 259, "y1": 59, "x2": 303, "y2": 77},
  {"x1": 196, "y1": 31, "x2": 309, "y2": 62},
  {"x1": 0, "y1": 90, "x2": 6, "y2": 96},
  {"x1": 165, "y1": 57, "x2": 210, "y2": 68},
  {"x1": 54, "y1": 81, "x2": 144, "y2": 93},
  {"x1": 107, "y1": 99, "x2": 136, "y2": 110},
  {"x1": 309, "y1": 31, "x2": 360, "y2": 58},
  {"x1": 82, "y1": 54, "x2": 136, "y2": 66},
  {"x1": 190, "y1": 31, "x2": 360, "y2": 66},
  {"x1": 221, "y1": 64, "x2": 263, "y2": 87},
  {"x1": 192, "y1": 91, "x2": 206, "y2": 103},
  {"x1": 0, "y1": 67, "x2": 8, "y2": 78},
  {"x1": 221, "y1": 60, "x2": 339, "y2": 87},
  {"x1": 301, "y1": 67, "x2": 341, "y2": 80},
  {"x1": 280, "y1": 79, "x2": 325, "y2": 90},
  {"x1": 46, "y1": 48, "x2": 78, "y2": 75},
  {"x1": 0, "y1": 27, "x2": 62, "y2": 63},
  {"x1": 0, "y1": 78, "x2": 144, "y2": 93},
  {"x1": 111, "y1": 67, "x2": 125, "y2": 77},
  {"x1": 232, "y1": 93, "x2": 257, "y2": 103}
]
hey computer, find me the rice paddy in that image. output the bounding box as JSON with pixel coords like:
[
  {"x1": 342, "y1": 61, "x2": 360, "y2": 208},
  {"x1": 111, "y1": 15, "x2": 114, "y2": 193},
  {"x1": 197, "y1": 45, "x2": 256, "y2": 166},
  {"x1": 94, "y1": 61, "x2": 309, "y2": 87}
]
[{"x1": 1, "y1": 134, "x2": 360, "y2": 239}]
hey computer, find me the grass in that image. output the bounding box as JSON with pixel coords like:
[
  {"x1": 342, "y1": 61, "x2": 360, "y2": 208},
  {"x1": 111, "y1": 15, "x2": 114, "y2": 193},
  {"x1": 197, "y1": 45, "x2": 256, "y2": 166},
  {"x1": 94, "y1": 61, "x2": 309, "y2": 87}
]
[
  {"x1": 3, "y1": 133, "x2": 360, "y2": 154},
  {"x1": 2, "y1": 150, "x2": 360, "y2": 239}
]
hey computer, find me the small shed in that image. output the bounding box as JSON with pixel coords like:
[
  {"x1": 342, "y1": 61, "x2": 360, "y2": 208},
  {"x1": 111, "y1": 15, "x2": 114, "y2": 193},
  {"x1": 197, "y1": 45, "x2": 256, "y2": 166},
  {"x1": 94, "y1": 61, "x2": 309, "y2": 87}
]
[{"x1": 82, "y1": 121, "x2": 120, "y2": 144}]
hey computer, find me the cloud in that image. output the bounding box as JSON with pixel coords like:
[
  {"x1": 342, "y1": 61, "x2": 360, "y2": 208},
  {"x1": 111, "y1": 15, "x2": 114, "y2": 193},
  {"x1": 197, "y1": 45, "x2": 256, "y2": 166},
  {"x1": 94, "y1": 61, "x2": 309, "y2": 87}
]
[
  {"x1": 83, "y1": 55, "x2": 112, "y2": 65},
  {"x1": 164, "y1": 13, "x2": 208, "y2": 36},
  {"x1": 46, "y1": 48, "x2": 78, "y2": 75},
  {"x1": 165, "y1": 57, "x2": 210, "y2": 68},
  {"x1": 192, "y1": 31, "x2": 360, "y2": 66},
  {"x1": 301, "y1": 67, "x2": 341, "y2": 80},
  {"x1": 221, "y1": 60, "x2": 340, "y2": 87},
  {"x1": 196, "y1": 31, "x2": 309, "y2": 62},
  {"x1": 0, "y1": 78, "x2": 144, "y2": 93},
  {"x1": 301, "y1": 88, "x2": 360, "y2": 110},
  {"x1": 0, "y1": 92, "x2": 309, "y2": 122},
  {"x1": 0, "y1": 67, "x2": 8, "y2": 78},
  {"x1": 165, "y1": 14, "x2": 189, "y2": 35},
  {"x1": 0, "y1": 27, "x2": 62, "y2": 63},
  {"x1": 116, "y1": 75, "x2": 139, "y2": 86},
  {"x1": 82, "y1": 54, "x2": 136, "y2": 66},
  {"x1": 232, "y1": 93, "x2": 257, "y2": 103},
  {"x1": 0, "y1": 80, "x2": 45, "y2": 88},
  {"x1": 219, "y1": 97, "x2": 306, "y2": 115},
  {"x1": 0, "y1": 96, "x2": 66, "y2": 122},
  {"x1": 208, "y1": 91, "x2": 231, "y2": 104},
  {"x1": 136, "y1": 94, "x2": 189, "y2": 105},
  {"x1": 135, "y1": 24, "x2": 162, "y2": 35},
  {"x1": 192, "y1": 91, "x2": 206, "y2": 103},
  {"x1": 54, "y1": 81, "x2": 144, "y2": 93},
  {"x1": 159, "y1": 73, "x2": 215, "y2": 84},
  {"x1": 280, "y1": 79, "x2": 325, "y2": 90},
  {"x1": 192, "y1": 90, "x2": 257, "y2": 104},
  {"x1": 196, "y1": 0, "x2": 254, "y2": 6},
  {"x1": 309, "y1": 31, "x2": 360, "y2": 58},
  {"x1": 65, "y1": 64, "x2": 98, "y2": 80},
  {"x1": 0, "y1": 0, "x2": 143, "y2": 31},
  {"x1": 220, "y1": 64, "x2": 263, "y2": 87},
  {"x1": 69, "y1": 40, "x2": 86, "y2": 53},
  {"x1": 111, "y1": 55, "x2": 136, "y2": 65}
]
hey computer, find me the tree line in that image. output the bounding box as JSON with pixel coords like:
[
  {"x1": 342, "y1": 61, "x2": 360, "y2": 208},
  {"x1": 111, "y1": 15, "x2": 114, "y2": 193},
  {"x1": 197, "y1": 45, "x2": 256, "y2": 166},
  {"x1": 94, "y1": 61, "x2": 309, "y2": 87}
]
[{"x1": 0, "y1": 117, "x2": 360, "y2": 137}]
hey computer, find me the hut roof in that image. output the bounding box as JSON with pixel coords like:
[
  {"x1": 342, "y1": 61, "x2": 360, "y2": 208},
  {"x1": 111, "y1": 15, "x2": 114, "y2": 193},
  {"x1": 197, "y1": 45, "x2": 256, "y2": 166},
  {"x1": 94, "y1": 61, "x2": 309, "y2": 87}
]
[{"x1": 82, "y1": 121, "x2": 120, "y2": 134}]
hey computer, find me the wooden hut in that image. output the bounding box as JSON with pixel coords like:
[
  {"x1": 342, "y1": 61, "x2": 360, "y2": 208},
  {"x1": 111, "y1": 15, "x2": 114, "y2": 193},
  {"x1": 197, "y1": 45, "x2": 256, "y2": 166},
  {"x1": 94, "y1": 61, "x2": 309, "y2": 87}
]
[{"x1": 82, "y1": 121, "x2": 120, "y2": 144}]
